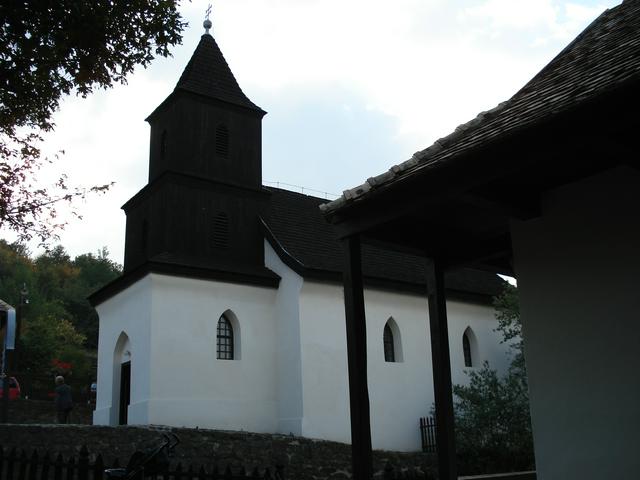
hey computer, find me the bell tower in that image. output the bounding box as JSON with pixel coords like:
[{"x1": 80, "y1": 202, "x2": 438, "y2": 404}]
[{"x1": 121, "y1": 19, "x2": 276, "y2": 286}]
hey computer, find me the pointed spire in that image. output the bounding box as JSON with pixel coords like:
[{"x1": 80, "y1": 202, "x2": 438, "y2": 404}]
[{"x1": 175, "y1": 16, "x2": 263, "y2": 113}]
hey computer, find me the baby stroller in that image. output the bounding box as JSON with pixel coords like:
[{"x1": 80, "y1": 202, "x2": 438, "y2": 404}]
[{"x1": 105, "y1": 432, "x2": 180, "y2": 479}]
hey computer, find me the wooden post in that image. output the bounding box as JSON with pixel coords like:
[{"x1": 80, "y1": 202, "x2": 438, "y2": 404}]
[
  {"x1": 342, "y1": 235, "x2": 373, "y2": 480},
  {"x1": 426, "y1": 257, "x2": 457, "y2": 480}
]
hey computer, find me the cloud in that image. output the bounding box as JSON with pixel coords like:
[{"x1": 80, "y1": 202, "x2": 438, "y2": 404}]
[{"x1": 2, "y1": 0, "x2": 619, "y2": 262}]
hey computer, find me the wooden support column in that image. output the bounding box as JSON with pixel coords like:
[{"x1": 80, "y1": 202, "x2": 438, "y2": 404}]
[
  {"x1": 426, "y1": 257, "x2": 457, "y2": 480},
  {"x1": 342, "y1": 235, "x2": 373, "y2": 480}
]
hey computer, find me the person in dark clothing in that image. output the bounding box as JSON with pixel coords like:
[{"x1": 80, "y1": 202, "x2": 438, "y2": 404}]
[{"x1": 54, "y1": 376, "x2": 73, "y2": 424}]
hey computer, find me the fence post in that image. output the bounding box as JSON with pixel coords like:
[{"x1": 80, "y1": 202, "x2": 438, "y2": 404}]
[
  {"x1": 7, "y1": 447, "x2": 17, "y2": 480},
  {"x1": 18, "y1": 449, "x2": 28, "y2": 480},
  {"x1": 27, "y1": 449, "x2": 38, "y2": 480},
  {"x1": 66, "y1": 455, "x2": 75, "y2": 480},
  {"x1": 223, "y1": 464, "x2": 233, "y2": 480},
  {"x1": 172, "y1": 462, "x2": 183, "y2": 480},
  {"x1": 77, "y1": 446, "x2": 89, "y2": 480},
  {"x1": 93, "y1": 454, "x2": 104, "y2": 480},
  {"x1": 41, "y1": 452, "x2": 51, "y2": 480},
  {"x1": 53, "y1": 453, "x2": 64, "y2": 480}
]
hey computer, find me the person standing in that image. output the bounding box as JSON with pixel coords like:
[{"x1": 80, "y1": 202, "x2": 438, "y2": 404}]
[{"x1": 54, "y1": 376, "x2": 73, "y2": 424}]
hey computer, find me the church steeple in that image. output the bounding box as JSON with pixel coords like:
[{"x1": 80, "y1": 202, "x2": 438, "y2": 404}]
[
  {"x1": 145, "y1": 24, "x2": 265, "y2": 188},
  {"x1": 122, "y1": 21, "x2": 272, "y2": 278}
]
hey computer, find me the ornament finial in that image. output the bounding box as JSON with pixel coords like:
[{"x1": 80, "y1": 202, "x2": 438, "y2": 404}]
[{"x1": 203, "y1": 4, "x2": 213, "y2": 34}]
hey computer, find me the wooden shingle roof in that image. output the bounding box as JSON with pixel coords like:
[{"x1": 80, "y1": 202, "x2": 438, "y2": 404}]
[
  {"x1": 175, "y1": 33, "x2": 263, "y2": 112},
  {"x1": 322, "y1": 0, "x2": 640, "y2": 215},
  {"x1": 266, "y1": 188, "x2": 504, "y2": 299}
]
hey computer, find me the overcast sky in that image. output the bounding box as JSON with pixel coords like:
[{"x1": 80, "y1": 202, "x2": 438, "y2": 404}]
[{"x1": 3, "y1": 0, "x2": 619, "y2": 264}]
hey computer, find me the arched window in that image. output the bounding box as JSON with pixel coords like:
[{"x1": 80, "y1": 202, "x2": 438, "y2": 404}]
[
  {"x1": 215, "y1": 125, "x2": 229, "y2": 158},
  {"x1": 383, "y1": 318, "x2": 403, "y2": 362},
  {"x1": 383, "y1": 323, "x2": 395, "y2": 362},
  {"x1": 217, "y1": 314, "x2": 234, "y2": 360},
  {"x1": 463, "y1": 329, "x2": 473, "y2": 367},
  {"x1": 212, "y1": 212, "x2": 229, "y2": 249}
]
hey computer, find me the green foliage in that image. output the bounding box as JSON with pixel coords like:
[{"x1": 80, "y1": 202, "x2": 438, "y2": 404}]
[
  {"x1": 494, "y1": 283, "x2": 521, "y2": 348},
  {"x1": 19, "y1": 315, "x2": 86, "y2": 376},
  {"x1": 0, "y1": 1, "x2": 185, "y2": 243},
  {"x1": 453, "y1": 284, "x2": 535, "y2": 475},
  {"x1": 0, "y1": 241, "x2": 121, "y2": 381}
]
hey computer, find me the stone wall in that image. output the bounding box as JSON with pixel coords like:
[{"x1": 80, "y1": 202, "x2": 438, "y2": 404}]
[{"x1": 0, "y1": 425, "x2": 437, "y2": 479}]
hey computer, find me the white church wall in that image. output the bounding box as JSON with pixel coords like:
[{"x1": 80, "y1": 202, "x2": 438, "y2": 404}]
[
  {"x1": 447, "y1": 300, "x2": 510, "y2": 386},
  {"x1": 297, "y1": 281, "x2": 351, "y2": 445},
  {"x1": 146, "y1": 273, "x2": 279, "y2": 433},
  {"x1": 93, "y1": 275, "x2": 153, "y2": 426},
  {"x1": 297, "y1": 280, "x2": 506, "y2": 452},
  {"x1": 511, "y1": 167, "x2": 640, "y2": 480},
  {"x1": 264, "y1": 241, "x2": 305, "y2": 436}
]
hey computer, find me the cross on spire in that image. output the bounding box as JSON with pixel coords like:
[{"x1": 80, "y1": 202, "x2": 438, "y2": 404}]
[{"x1": 203, "y1": 4, "x2": 213, "y2": 35}]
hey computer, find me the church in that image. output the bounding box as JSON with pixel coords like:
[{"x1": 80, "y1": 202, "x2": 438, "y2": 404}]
[{"x1": 89, "y1": 20, "x2": 510, "y2": 452}]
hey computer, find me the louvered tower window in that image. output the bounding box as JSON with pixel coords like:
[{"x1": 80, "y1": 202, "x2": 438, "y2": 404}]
[
  {"x1": 213, "y1": 213, "x2": 229, "y2": 249},
  {"x1": 217, "y1": 314, "x2": 234, "y2": 360},
  {"x1": 384, "y1": 324, "x2": 395, "y2": 362},
  {"x1": 215, "y1": 125, "x2": 229, "y2": 158},
  {"x1": 160, "y1": 130, "x2": 168, "y2": 160},
  {"x1": 141, "y1": 219, "x2": 149, "y2": 252}
]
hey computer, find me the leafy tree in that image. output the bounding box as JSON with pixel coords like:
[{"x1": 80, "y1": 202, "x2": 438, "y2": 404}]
[
  {"x1": 19, "y1": 314, "x2": 91, "y2": 398},
  {"x1": 0, "y1": 1, "x2": 186, "y2": 243},
  {"x1": 453, "y1": 284, "x2": 535, "y2": 475},
  {"x1": 68, "y1": 248, "x2": 122, "y2": 347},
  {"x1": 0, "y1": 241, "x2": 120, "y2": 382}
]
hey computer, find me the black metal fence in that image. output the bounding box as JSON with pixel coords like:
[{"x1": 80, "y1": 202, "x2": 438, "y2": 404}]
[
  {"x1": 419, "y1": 416, "x2": 436, "y2": 454},
  {"x1": 0, "y1": 446, "x2": 284, "y2": 480}
]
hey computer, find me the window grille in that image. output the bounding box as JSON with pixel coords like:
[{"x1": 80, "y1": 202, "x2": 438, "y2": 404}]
[
  {"x1": 384, "y1": 323, "x2": 395, "y2": 362},
  {"x1": 217, "y1": 315, "x2": 234, "y2": 360}
]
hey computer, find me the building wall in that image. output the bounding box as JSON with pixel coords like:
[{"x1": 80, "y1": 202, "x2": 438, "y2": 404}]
[
  {"x1": 94, "y1": 247, "x2": 508, "y2": 452},
  {"x1": 264, "y1": 241, "x2": 305, "y2": 435},
  {"x1": 511, "y1": 167, "x2": 640, "y2": 480},
  {"x1": 146, "y1": 273, "x2": 279, "y2": 432},
  {"x1": 94, "y1": 276, "x2": 153, "y2": 426},
  {"x1": 94, "y1": 273, "x2": 280, "y2": 433},
  {"x1": 297, "y1": 279, "x2": 508, "y2": 451}
]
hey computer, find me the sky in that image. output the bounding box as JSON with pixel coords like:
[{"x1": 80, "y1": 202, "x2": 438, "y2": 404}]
[{"x1": 3, "y1": 0, "x2": 619, "y2": 264}]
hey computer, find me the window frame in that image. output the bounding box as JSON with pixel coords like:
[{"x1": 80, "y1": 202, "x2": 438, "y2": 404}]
[{"x1": 216, "y1": 314, "x2": 234, "y2": 360}]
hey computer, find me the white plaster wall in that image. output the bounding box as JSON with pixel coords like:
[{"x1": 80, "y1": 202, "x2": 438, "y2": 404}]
[
  {"x1": 511, "y1": 167, "x2": 640, "y2": 480},
  {"x1": 298, "y1": 281, "x2": 507, "y2": 451},
  {"x1": 264, "y1": 241, "x2": 305, "y2": 435},
  {"x1": 146, "y1": 273, "x2": 279, "y2": 433},
  {"x1": 93, "y1": 275, "x2": 153, "y2": 425}
]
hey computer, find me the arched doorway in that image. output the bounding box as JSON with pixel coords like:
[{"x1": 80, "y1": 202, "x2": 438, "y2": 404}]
[{"x1": 112, "y1": 332, "x2": 132, "y2": 425}]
